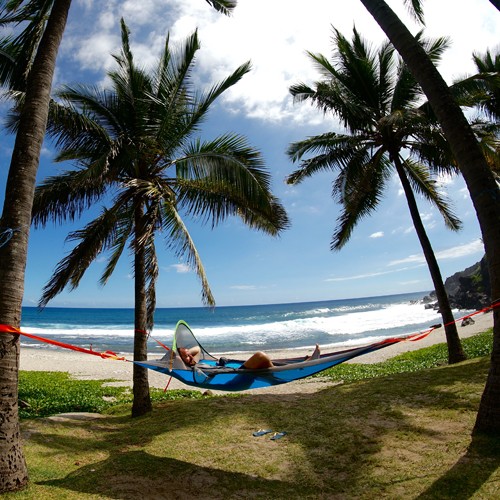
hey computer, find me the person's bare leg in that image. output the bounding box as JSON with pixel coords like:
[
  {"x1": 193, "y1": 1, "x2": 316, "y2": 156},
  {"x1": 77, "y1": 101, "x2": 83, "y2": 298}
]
[
  {"x1": 242, "y1": 351, "x2": 273, "y2": 369},
  {"x1": 310, "y1": 344, "x2": 320, "y2": 359},
  {"x1": 305, "y1": 344, "x2": 320, "y2": 361}
]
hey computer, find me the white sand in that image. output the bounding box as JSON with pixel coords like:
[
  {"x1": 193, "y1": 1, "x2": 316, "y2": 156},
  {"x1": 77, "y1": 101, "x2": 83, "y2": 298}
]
[{"x1": 19, "y1": 310, "x2": 493, "y2": 395}]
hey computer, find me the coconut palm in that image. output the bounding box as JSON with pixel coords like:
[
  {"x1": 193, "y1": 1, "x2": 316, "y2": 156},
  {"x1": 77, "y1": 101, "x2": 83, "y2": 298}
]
[
  {"x1": 0, "y1": 0, "x2": 71, "y2": 491},
  {"x1": 286, "y1": 27, "x2": 466, "y2": 364},
  {"x1": 358, "y1": 0, "x2": 500, "y2": 436},
  {"x1": 0, "y1": 1, "x2": 239, "y2": 491},
  {"x1": 31, "y1": 19, "x2": 288, "y2": 417}
]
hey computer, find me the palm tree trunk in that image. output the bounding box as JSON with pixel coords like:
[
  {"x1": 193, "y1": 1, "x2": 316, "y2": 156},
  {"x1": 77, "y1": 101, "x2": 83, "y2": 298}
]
[
  {"x1": 0, "y1": 0, "x2": 72, "y2": 491},
  {"x1": 359, "y1": 0, "x2": 500, "y2": 437},
  {"x1": 393, "y1": 157, "x2": 466, "y2": 363},
  {"x1": 131, "y1": 201, "x2": 153, "y2": 418}
]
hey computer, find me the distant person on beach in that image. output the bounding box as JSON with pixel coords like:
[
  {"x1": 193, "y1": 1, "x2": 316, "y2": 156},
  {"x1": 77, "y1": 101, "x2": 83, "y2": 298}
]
[{"x1": 178, "y1": 344, "x2": 320, "y2": 370}]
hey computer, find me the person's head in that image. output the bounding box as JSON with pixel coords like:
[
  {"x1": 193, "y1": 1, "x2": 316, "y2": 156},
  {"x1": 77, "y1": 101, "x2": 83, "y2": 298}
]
[{"x1": 178, "y1": 346, "x2": 200, "y2": 367}]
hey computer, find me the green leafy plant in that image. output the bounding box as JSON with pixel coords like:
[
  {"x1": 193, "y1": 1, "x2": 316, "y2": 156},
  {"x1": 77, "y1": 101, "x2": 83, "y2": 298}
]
[
  {"x1": 18, "y1": 371, "x2": 206, "y2": 419},
  {"x1": 317, "y1": 330, "x2": 493, "y2": 383}
]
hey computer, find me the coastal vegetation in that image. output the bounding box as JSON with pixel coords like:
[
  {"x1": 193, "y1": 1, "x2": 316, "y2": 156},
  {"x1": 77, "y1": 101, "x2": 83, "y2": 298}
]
[
  {"x1": 286, "y1": 26, "x2": 466, "y2": 364},
  {"x1": 0, "y1": 0, "x2": 498, "y2": 494},
  {"x1": 18, "y1": 372, "x2": 206, "y2": 420},
  {"x1": 358, "y1": 0, "x2": 500, "y2": 437},
  {"x1": 30, "y1": 20, "x2": 288, "y2": 418},
  {"x1": 9, "y1": 331, "x2": 498, "y2": 499},
  {"x1": 0, "y1": 0, "x2": 239, "y2": 492}
]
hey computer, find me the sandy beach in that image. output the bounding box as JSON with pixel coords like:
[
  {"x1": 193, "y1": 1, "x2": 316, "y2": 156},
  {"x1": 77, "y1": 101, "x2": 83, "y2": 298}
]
[{"x1": 19, "y1": 310, "x2": 493, "y2": 395}]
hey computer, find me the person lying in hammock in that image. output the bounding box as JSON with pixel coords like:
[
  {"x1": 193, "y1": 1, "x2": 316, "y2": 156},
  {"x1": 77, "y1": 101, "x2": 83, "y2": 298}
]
[{"x1": 178, "y1": 344, "x2": 321, "y2": 370}]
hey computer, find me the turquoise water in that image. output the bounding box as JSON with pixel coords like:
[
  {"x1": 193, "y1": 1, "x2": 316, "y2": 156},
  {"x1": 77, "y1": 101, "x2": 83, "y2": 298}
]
[{"x1": 20, "y1": 291, "x2": 450, "y2": 355}]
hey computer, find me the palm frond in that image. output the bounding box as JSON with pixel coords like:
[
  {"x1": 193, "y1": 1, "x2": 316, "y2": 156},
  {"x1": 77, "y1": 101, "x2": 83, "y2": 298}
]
[
  {"x1": 332, "y1": 151, "x2": 390, "y2": 249},
  {"x1": 161, "y1": 205, "x2": 215, "y2": 307},
  {"x1": 99, "y1": 203, "x2": 135, "y2": 286},
  {"x1": 173, "y1": 134, "x2": 289, "y2": 233},
  {"x1": 289, "y1": 82, "x2": 316, "y2": 104},
  {"x1": 204, "y1": 0, "x2": 236, "y2": 16},
  {"x1": 32, "y1": 167, "x2": 108, "y2": 227},
  {"x1": 403, "y1": 0, "x2": 425, "y2": 25},
  {"x1": 39, "y1": 208, "x2": 120, "y2": 308},
  {"x1": 409, "y1": 120, "x2": 459, "y2": 176},
  {"x1": 0, "y1": 0, "x2": 55, "y2": 91},
  {"x1": 401, "y1": 157, "x2": 462, "y2": 230},
  {"x1": 187, "y1": 60, "x2": 252, "y2": 130},
  {"x1": 287, "y1": 133, "x2": 364, "y2": 183}
]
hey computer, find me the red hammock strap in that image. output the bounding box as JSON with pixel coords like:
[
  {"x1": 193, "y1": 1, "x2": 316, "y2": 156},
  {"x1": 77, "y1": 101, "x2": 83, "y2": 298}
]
[
  {"x1": 2, "y1": 301, "x2": 498, "y2": 364},
  {"x1": 0, "y1": 324, "x2": 126, "y2": 361},
  {"x1": 163, "y1": 376, "x2": 173, "y2": 392},
  {"x1": 135, "y1": 328, "x2": 170, "y2": 352}
]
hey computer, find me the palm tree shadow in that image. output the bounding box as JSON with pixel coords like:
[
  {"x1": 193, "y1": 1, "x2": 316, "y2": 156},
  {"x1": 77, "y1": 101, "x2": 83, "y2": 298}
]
[
  {"x1": 24, "y1": 357, "x2": 495, "y2": 498},
  {"x1": 417, "y1": 435, "x2": 500, "y2": 499},
  {"x1": 37, "y1": 449, "x2": 290, "y2": 499}
]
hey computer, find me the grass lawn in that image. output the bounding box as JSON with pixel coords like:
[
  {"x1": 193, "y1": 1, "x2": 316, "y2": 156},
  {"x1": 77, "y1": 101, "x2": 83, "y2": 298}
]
[{"x1": 7, "y1": 331, "x2": 500, "y2": 499}]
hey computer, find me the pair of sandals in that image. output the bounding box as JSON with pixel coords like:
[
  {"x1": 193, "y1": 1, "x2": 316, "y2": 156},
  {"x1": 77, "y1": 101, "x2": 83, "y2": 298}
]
[{"x1": 252, "y1": 429, "x2": 287, "y2": 440}]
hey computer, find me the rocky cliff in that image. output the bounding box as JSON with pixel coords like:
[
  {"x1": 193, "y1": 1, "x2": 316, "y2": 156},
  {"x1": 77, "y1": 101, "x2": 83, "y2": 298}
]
[{"x1": 423, "y1": 255, "x2": 491, "y2": 310}]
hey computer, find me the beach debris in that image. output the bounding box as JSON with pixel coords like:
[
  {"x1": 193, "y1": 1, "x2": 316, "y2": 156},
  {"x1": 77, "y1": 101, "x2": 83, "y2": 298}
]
[
  {"x1": 270, "y1": 431, "x2": 287, "y2": 441},
  {"x1": 252, "y1": 429, "x2": 273, "y2": 437}
]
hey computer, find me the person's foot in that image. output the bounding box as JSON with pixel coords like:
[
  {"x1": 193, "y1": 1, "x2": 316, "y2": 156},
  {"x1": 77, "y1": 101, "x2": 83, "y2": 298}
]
[{"x1": 311, "y1": 344, "x2": 320, "y2": 359}]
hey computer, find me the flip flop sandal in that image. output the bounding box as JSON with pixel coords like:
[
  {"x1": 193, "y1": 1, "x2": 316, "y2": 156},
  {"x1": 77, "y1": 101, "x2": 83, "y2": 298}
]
[
  {"x1": 252, "y1": 429, "x2": 273, "y2": 437},
  {"x1": 270, "y1": 432, "x2": 287, "y2": 440}
]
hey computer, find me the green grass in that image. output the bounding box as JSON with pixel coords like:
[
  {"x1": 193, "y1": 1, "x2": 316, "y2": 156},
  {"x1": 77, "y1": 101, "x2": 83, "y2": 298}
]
[
  {"x1": 8, "y1": 330, "x2": 499, "y2": 499},
  {"x1": 19, "y1": 330, "x2": 493, "y2": 419},
  {"x1": 318, "y1": 330, "x2": 494, "y2": 383},
  {"x1": 19, "y1": 371, "x2": 207, "y2": 419}
]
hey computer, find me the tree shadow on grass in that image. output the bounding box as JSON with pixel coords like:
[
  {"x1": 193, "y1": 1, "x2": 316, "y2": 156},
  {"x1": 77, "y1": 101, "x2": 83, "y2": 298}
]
[
  {"x1": 417, "y1": 435, "x2": 500, "y2": 499},
  {"x1": 38, "y1": 450, "x2": 292, "y2": 500},
  {"x1": 23, "y1": 357, "x2": 496, "y2": 498}
]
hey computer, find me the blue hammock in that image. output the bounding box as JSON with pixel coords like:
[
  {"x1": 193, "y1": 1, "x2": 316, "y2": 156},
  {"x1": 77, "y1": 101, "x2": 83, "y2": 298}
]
[{"x1": 135, "y1": 320, "x2": 432, "y2": 391}]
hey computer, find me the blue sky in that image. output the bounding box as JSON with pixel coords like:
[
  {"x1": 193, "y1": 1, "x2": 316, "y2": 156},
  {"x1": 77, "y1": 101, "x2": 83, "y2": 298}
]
[{"x1": 1, "y1": 0, "x2": 498, "y2": 308}]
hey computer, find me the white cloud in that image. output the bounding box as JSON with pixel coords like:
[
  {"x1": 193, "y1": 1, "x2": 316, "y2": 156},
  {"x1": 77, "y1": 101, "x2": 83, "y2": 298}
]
[
  {"x1": 388, "y1": 239, "x2": 484, "y2": 266},
  {"x1": 370, "y1": 231, "x2": 384, "y2": 239},
  {"x1": 459, "y1": 187, "x2": 471, "y2": 200},
  {"x1": 325, "y1": 264, "x2": 425, "y2": 282},
  {"x1": 171, "y1": 263, "x2": 191, "y2": 273},
  {"x1": 435, "y1": 239, "x2": 485, "y2": 260},
  {"x1": 230, "y1": 285, "x2": 258, "y2": 290},
  {"x1": 64, "y1": 0, "x2": 499, "y2": 124}
]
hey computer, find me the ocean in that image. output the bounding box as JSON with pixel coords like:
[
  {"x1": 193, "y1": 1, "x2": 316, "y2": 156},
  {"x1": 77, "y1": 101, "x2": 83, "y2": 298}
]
[{"x1": 19, "y1": 291, "x2": 467, "y2": 356}]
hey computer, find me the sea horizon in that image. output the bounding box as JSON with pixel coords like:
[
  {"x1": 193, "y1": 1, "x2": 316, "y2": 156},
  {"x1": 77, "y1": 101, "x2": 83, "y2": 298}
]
[
  {"x1": 19, "y1": 290, "x2": 470, "y2": 356},
  {"x1": 22, "y1": 289, "x2": 430, "y2": 311}
]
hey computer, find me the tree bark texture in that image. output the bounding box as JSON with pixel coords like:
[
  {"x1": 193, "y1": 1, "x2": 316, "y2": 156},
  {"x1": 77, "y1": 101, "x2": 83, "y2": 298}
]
[
  {"x1": 131, "y1": 202, "x2": 152, "y2": 418},
  {"x1": 394, "y1": 158, "x2": 465, "y2": 363},
  {"x1": 359, "y1": 0, "x2": 500, "y2": 434},
  {"x1": 0, "y1": 0, "x2": 72, "y2": 491}
]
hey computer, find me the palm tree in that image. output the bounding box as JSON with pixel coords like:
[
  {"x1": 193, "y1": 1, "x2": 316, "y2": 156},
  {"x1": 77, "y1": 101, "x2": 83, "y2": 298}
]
[
  {"x1": 286, "y1": 27, "x2": 466, "y2": 364},
  {"x1": 0, "y1": 0, "x2": 71, "y2": 491},
  {"x1": 0, "y1": 0, "x2": 239, "y2": 491},
  {"x1": 358, "y1": 0, "x2": 500, "y2": 436},
  {"x1": 31, "y1": 20, "x2": 289, "y2": 417}
]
